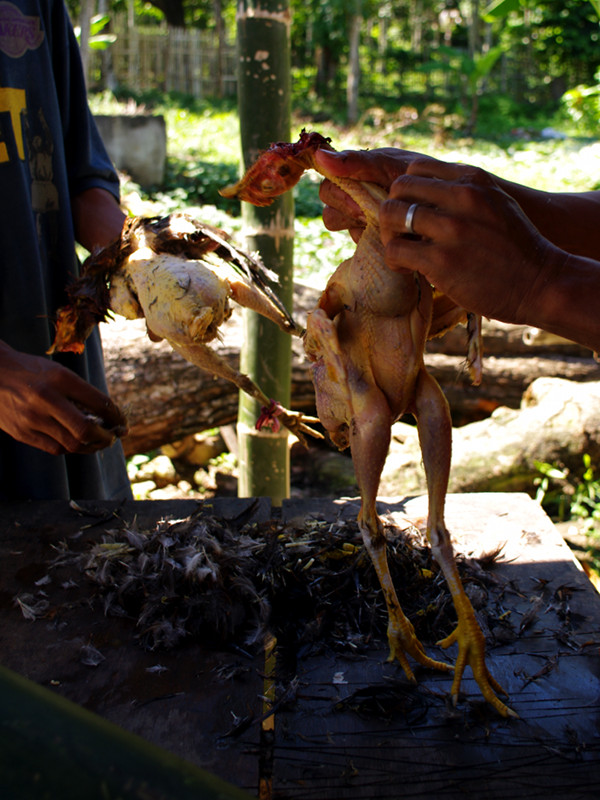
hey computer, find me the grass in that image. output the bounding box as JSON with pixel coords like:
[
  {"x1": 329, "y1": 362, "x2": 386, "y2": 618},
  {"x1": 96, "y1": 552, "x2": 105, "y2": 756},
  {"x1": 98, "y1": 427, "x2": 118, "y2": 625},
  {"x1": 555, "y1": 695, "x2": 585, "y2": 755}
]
[{"x1": 88, "y1": 90, "x2": 600, "y2": 285}]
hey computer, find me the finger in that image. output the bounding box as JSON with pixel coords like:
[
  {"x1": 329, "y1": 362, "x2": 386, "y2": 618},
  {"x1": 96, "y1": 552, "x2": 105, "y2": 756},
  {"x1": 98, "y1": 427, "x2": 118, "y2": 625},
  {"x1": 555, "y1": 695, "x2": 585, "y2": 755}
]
[
  {"x1": 319, "y1": 180, "x2": 365, "y2": 222},
  {"x1": 388, "y1": 173, "x2": 460, "y2": 210},
  {"x1": 76, "y1": 413, "x2": 122, "y2": 450},
  {"x1": 20, "y1": 413, "x2": 104, "y2": 456},
  {"x1": 34, "y1": 387, "x2": 124, "y2": 450},
  {"x1": 63, "y1": 379, "x2": 128, "y2": 434},
  {"x1": 379, "y1": 197, "x2": 437, "y2": 243},
  {"x1": 19, "y1": 427, "x2": 69, "y2": 456},
  {"x1": 315, "y1": 147, "x2": 413, "y2": 186},
  {"x1": 315, "y1": 148, "x2": 382, "y2": 182},
  {"x1": 405, "y1": 158, "x2": 472, "y2": 181},
  {"x1": 383, "y1": 231, "x2": 435, "y2": 277},
  {"x1": 46, "y1": 365, "x2": 128, "y2": 438},
  {"x1": 405, "y1": 158, "x2": 496, "y2": 191},
  {"x1": 322, "y1": 205, "x2": 363, "y2": 234}
]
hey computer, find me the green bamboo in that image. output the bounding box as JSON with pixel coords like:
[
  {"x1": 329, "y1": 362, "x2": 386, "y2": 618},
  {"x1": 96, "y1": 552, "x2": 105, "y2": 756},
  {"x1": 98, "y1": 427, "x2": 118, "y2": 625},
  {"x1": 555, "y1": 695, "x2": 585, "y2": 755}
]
[
  {"x1": 235, "y1": 1, "x2": 294, "y2": 505},
  {"x1": 0, "y1": 664, "x2": 254, "y2": 800}
]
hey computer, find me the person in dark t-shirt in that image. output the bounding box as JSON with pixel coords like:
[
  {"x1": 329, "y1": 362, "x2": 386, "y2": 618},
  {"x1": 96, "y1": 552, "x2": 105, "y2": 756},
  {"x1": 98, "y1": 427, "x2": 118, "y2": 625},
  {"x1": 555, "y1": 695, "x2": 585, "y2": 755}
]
[{"x1": 0, "y1": 1, "x2": 131, "y2": 501}]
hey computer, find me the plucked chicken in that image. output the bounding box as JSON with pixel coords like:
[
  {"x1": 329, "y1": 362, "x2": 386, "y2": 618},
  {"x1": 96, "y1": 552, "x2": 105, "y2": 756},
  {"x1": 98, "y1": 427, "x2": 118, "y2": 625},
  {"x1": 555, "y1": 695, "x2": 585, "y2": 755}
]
[
  {"x1": 49, "y1": 212, "x2": 319, "y2": 442},
  {"x1": 221, "y1": 131, "x2": 515, "y2": 717}
]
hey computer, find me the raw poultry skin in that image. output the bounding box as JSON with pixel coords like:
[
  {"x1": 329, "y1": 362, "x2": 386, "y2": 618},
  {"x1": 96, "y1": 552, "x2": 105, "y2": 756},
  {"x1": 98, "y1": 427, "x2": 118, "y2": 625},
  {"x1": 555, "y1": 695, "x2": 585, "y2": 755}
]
[
  {"x1": 49, "y1": 213, "x2": 319, "y2": 443},
  {"x1": 222, "y1": 131, "x2": 515, "y2": 717}
]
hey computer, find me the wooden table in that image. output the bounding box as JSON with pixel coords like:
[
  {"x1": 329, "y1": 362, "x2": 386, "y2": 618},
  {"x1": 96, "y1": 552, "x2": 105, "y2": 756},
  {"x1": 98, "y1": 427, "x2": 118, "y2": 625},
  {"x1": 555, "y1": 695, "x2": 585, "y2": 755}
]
[{"x1": 1, "y1": 493, "x2": 599, "y2": 798}]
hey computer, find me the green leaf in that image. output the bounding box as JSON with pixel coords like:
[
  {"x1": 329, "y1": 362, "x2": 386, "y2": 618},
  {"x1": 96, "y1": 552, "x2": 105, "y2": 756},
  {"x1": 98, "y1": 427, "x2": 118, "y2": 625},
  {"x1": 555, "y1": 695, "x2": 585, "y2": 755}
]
[
  {"x1": 534, "y1": 460, "x2": 567, "y2": 480},
  {"x1": 472, "y1": 45, "x2": 505, "y2": 81},
  {"x1": 482, "y1": 0, "x2": 521, "y2": 22},
  {"x1": 588, "y1": 0, "x2": 600, "y2": 21},
  {"x1": 89, "y1": 34, "x2": 117, "y2": 50},
  {"x1": 89, "y1": 14, "x2": 110, "y2": 36}
]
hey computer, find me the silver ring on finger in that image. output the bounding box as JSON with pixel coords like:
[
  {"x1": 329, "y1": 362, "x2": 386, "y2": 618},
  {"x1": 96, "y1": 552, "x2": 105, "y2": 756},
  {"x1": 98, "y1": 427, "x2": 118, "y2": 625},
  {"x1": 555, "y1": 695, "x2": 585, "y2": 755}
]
[{"x1": 405, "y1": 202, "x2": 419, "y2": 235}]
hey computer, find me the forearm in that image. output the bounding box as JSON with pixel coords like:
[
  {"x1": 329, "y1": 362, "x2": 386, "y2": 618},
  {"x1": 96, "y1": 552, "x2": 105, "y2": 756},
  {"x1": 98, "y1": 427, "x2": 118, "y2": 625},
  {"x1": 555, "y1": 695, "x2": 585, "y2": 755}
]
[
  {"x1": 494, "y1": 179, "x2": 600, "y2": 260},
  {"x1": 524, "y1": 252, "x2": 600, "y2": 352},
  {"x1": 72, "y1": 187, "x2": 126, "y2": 253}
]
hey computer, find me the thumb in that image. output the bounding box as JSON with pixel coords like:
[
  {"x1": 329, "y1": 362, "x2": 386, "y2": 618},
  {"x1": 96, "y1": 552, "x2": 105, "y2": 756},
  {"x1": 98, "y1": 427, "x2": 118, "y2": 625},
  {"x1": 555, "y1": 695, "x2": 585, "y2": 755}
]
[{"x1": 314, "y1": 148, "x2": 360, "y2": 179}]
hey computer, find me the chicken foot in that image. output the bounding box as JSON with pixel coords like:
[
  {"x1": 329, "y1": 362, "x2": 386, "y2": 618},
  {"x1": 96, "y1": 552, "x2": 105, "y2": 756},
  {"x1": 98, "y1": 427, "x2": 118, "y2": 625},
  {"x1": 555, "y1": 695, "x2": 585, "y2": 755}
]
[
  {"x1": 413, "y1": 367, "x2": 516, "y2": 717},
  {"x1": 171, "y1": 337, "x2": 320, "y2": 446},
  {"x1": 348, "y1": 369, "x2": 453, "y2": 681}
]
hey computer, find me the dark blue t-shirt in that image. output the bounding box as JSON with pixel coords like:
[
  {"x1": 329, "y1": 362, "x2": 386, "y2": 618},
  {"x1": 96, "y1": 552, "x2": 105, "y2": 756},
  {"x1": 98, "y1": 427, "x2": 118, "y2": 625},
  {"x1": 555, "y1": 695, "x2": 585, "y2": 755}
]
[{"x1": 0, "y1": 1, "x2": 131, "y2": 500}]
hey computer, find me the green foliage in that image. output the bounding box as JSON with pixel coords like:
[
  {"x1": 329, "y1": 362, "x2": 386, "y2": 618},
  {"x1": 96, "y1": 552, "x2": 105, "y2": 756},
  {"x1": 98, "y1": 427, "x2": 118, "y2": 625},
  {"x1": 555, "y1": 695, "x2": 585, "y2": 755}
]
[
  {"x1": 160, "y1": 158, "x2": 240, "y2": 213},
  {"x1": 74, "y1": 14, "x2": 116, "y2": 50},
  {"x1": 472, "y1": 93, "x2": 556, "y2": 137},
  {"x1": 562, "y1": 69, "x2": 600, "y2": 135},
  {"x1": 534, "y1": 454, "x2": 600, "y2": 530},
  {"x1": 429, "y1": 44, "x2": 505, "y2": 93},
  {"x1": 293, "y1": 216, "x2": 354, "y2": 283},
  {"x1": 483, "y1": 0, "x2": 522, "y2": 19}
]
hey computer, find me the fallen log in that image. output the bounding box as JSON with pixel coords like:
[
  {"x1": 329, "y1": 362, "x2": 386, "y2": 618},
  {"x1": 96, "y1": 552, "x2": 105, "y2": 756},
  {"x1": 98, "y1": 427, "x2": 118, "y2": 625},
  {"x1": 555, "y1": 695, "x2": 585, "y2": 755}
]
[
  {"x1": 101, "y1": 283, "x2": 600, "y2": 457},
  {"x1": 380, "y1": 377, "x2": 600, "y2": 497},
  {"x1": 427, "y1": 319, "x2": 593, "y2": 357}
]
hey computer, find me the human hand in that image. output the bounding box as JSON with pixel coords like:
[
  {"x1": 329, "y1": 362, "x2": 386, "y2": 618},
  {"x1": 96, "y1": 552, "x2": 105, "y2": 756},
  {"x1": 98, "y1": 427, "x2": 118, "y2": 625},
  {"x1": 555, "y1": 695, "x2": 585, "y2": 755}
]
[
  {"x1": 378, "y1": 159, "x2": 566, "y2": 325},
  {"x1": 315, "y1": 147, "x2": 434, "y2": 242},
  {"x1": 0, "y1": 342, "x2": 128, "y2": 456}
]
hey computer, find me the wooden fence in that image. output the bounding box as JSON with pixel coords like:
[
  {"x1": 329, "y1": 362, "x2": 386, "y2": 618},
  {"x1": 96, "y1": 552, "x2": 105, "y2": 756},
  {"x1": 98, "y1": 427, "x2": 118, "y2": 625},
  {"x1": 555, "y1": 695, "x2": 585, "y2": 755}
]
[
  {"x1": 87, "y1": 20, "x2": 570, "y2": 110},
  {"x1": 89, "y1": 22, "x2": 238, "y2": 99}
]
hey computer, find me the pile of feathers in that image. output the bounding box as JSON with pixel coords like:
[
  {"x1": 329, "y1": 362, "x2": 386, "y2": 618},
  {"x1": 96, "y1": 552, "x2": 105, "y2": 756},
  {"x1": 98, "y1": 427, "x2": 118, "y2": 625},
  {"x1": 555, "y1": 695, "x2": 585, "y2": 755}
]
[{"x1": 50, "y1": 507, "x2": 506, "y2": 654}]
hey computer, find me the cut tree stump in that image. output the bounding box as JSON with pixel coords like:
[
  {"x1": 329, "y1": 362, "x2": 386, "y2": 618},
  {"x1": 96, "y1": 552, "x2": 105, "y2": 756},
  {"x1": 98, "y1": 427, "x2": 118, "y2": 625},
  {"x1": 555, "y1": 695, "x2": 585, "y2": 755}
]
[{"x1": 101, "y1": 282, "x2": 600, "y2": 456}]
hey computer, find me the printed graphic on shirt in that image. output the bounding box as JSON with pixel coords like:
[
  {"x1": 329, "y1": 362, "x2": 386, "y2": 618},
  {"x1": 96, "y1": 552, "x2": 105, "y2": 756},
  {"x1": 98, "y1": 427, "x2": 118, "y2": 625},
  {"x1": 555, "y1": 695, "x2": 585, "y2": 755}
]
[
  {"x1": 0, "y1": 2, "x2": 44, "y2": 58},
  {"x1": 0, "y1": 84, "x2": 59, "y2": 245},
  {"x1": 25, "y1": 107, "x2": 58, "y2": 213},
  {"x1": 0, "y1": 85, "x2": 25, "y2": 160}
]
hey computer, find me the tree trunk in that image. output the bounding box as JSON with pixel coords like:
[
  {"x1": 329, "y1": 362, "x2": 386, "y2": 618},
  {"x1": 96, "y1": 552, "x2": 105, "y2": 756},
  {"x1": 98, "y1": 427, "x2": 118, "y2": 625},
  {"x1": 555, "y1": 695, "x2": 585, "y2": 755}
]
[
  {"x1": 235, "y1": 0, "x2": 294, "y2": 505},
  {"x1": 315, "y1": 45, "x2": 334, "y2": 97},
  {"x1": 100, "y1": 290, "x2": 600, "y2": 458},
  {"x1": 467, "y1": 0, "x2": 480, "y2": 60},
  {"x1": 347, "y1": 3, "x2": 361, "y2": 125},
  {"x1": 213, "y1": 0, "x2": 226, "y2": 98},
  {"x1": 148, "y1": 0, "x2": 186, "y2": 28},
  {"x1": 77, "y1": 0, "x2": 94, "y2": 87}
]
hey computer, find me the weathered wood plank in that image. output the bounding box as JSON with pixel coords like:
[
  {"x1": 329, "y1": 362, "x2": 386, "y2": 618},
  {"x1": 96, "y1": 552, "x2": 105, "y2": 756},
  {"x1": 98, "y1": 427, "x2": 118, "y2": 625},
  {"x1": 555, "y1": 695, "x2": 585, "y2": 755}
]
[
  {"x1": 0, "y1": 498, "x2": 270, "y2": 797},
  {"x1": 275, "y1": 494, "x2": 600, "y2": 798},
  {"x1": 0, "y1": 495, "x2": 598, "y2": 798}
]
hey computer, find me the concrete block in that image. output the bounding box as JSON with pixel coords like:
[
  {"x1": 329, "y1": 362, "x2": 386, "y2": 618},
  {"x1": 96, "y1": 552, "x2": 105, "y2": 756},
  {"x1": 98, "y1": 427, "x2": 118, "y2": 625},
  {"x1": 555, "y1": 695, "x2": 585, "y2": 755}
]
[{"x1": 94, "y1": 114, "x2": 167, "y2": 188}]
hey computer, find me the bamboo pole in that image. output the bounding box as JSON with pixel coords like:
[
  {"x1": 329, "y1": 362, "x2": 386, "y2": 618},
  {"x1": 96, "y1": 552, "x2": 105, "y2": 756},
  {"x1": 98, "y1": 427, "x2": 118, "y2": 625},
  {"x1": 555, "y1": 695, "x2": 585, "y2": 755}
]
[{"x1": 235, "y1": 1, "x2": 294, "y2": 505}]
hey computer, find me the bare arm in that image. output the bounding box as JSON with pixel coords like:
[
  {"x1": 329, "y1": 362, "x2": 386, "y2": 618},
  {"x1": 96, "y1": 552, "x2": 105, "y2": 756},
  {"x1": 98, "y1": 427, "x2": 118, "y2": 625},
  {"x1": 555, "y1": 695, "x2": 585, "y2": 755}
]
[
  {"x1": 0, "y1": 188, "x2": 128, "y2": 454},
  {"x1": 379, "y1": 160, "x2": 600, "y2": 352},
  {"x1": 72, "y1": 186, "x2": 126, "y2": 252},
  {"x1": 490, "y1": 179, "x2": 600, "y2": 260},
  {"x1": 315, "y1": 148, "x2": 600, "y2": 352},
  {"x1": 315, "y1": 148, "x2": 600, "y2": 259}
]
